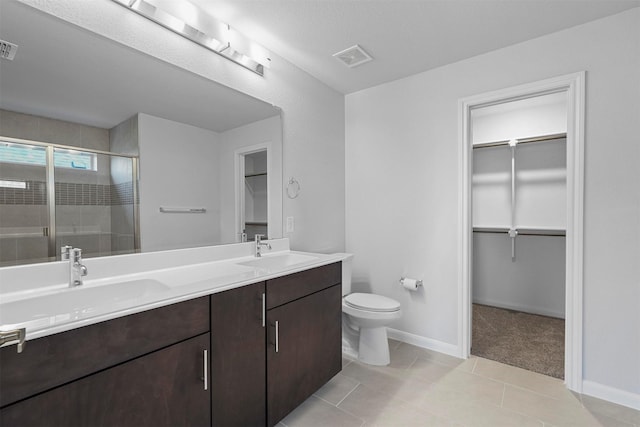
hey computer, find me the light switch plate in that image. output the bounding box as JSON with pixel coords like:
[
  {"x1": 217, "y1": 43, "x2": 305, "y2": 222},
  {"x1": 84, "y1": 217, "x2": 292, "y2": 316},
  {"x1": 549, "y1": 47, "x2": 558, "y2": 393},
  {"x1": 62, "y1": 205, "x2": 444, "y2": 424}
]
[{"x1": 286, "y1": 216, "x2": 294, "y2": 233}]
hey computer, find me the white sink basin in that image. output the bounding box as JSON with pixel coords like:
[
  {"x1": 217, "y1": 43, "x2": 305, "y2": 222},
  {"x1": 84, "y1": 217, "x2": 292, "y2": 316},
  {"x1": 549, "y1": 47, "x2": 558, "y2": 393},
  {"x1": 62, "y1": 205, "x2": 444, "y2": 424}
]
[
  {"x1": 238, "y1": 253, "x2": 318, "y2": 272},
  {"x1": 0, "y1": 279, "x2": 170, "y2": 325},
  {"x1": 146, "y1": 262, "x2": 256, "y2": 287}
]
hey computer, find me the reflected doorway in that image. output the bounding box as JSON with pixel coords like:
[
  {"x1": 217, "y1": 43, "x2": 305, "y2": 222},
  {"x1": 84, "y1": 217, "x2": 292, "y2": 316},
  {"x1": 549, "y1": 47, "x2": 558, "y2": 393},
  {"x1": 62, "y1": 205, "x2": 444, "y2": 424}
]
[{"x1": 237, "y1": 147, "x2": 268, "y2": 242}]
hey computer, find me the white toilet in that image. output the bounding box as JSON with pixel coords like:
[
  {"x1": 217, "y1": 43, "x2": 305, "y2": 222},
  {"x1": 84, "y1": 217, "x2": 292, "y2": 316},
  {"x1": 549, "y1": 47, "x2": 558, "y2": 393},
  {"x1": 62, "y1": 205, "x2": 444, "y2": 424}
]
[{"x1": 341, "y1": 255, "x2": 402, "y2": 366}]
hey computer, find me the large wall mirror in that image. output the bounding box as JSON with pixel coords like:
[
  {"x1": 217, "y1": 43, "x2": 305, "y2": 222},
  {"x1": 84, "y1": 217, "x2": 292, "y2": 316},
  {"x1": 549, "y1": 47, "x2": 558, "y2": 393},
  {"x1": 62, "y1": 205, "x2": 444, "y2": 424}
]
[{"x1": 0, "y1": 1, "x2": 283, "y2": 267}]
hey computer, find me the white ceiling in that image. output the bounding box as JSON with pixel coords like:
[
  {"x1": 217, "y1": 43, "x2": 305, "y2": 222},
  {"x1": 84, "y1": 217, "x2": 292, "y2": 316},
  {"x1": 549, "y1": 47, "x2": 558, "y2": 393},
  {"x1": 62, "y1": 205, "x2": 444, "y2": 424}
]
[
  {"x1": 190, "y1": 0, "x2": 640, "y2": 94},
  {"x1": 1, "y1": 0, "x2": 638, "y2": 131}
]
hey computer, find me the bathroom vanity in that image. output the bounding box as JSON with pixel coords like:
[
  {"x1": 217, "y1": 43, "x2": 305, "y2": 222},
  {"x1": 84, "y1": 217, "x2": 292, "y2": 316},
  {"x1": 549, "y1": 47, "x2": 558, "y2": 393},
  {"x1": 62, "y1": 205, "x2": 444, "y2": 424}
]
[
  {"x1": 212, "y1": 263, "x2": 342, "y2": 427},
  {"x1": 0, "y1": 242, "x2": 344, "y2": 427}
]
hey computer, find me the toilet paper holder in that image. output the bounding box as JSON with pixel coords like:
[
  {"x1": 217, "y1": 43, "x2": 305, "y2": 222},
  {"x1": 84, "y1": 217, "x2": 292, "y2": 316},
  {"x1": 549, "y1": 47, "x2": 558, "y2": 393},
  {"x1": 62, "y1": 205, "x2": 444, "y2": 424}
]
[{"x1": 399, "y1": 277, "x2": 423, "y2": 288}]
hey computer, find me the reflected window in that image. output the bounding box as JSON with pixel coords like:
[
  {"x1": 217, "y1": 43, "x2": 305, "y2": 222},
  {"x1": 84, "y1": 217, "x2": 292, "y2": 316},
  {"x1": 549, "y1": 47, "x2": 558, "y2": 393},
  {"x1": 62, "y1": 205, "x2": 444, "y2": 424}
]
[{"x1": 0, "y1": 143, "x2": 97, "y2": 171}]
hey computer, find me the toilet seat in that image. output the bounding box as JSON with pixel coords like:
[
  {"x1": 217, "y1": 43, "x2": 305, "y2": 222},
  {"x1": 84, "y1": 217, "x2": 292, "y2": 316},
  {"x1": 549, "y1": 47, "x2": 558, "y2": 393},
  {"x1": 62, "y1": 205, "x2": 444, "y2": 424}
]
[{"x1": 344, "y1": 293, "x2": 400, "y2": 313}]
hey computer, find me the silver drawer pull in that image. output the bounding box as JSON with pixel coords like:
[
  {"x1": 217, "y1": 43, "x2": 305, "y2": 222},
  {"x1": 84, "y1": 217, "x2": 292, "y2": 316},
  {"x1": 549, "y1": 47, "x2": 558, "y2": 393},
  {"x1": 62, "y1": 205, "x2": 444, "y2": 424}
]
[
  {"x1": 274, "y1": 321, "x2": 279, "y2": 353},
  {"x1": 0, "y1": 328, "x2": 26, "y2": 353},
  {"x1": 203, "y1": 349, "x2": 208, "y2": 391},
  {"x1": 262, "y1": 293, "x2": 266, "y2": 327}
]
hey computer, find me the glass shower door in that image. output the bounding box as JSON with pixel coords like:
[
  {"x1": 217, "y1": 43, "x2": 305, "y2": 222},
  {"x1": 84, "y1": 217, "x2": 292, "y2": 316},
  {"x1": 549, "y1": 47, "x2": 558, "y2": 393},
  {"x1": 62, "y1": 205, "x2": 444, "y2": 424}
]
[
  {"x1": 0, "y1": 141, "x2": 50, "y2": 266},
  {"x1": 0, "y1": 138, "x2": 138, "y2": 266},
  {"x1": 54, "y1": 148, "x2": 137, "y2": 259}
]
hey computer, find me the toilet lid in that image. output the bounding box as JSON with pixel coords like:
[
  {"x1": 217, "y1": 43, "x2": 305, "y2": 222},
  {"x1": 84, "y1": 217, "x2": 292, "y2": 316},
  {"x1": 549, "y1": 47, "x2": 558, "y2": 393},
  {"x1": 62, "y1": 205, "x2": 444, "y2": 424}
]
[{"x1": 344, "y1": 293, "x2": 400, "y2": 312}]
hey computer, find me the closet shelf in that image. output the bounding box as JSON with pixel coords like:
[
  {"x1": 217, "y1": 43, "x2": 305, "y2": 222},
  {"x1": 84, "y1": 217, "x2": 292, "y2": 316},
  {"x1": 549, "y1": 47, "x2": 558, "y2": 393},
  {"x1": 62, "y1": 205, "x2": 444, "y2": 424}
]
[
  {"x1": 473, "y1": 226, "x2": 565, "y2": 237},
  {"x1": 245, "y1": 221, "x2": 267, "y2": 226},
  {"x1": 473, "y1": 132, "x2": 566, "y2": 149},
  {"x1": 245, "y1": 172, "x2": 267, "y2": 178}
]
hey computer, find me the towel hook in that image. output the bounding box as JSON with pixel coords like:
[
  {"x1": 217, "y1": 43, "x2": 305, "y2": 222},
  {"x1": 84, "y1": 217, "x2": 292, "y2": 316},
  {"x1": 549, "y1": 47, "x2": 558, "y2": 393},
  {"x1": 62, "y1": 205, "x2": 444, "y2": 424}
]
[{"x1": 286, "y1": 177, "x2": 300, "y2": 199}]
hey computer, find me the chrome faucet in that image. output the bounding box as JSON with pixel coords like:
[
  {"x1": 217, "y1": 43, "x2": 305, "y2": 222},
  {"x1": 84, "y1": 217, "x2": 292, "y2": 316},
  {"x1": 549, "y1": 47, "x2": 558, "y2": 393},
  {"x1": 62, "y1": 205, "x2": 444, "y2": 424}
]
[
  {"x1": 255, "y1": 234, "x2": 271, "y2": 258},
  {"x1": 69, "y1": 247, "x2": 88, "y2": 287},
  {"x1": 61, "y1": 245, "x2": 73, "y2": 261}
]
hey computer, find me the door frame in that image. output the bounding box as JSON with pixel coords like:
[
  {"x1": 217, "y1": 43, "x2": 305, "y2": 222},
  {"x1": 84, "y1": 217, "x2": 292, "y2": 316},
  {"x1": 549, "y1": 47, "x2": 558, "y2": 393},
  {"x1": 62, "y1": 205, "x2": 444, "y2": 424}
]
[
  {"x1": 457, "y1": 72, "x2": 585, "y2": 391},
  {"x1": 235, "y1": 143, "x2": 271, "y2": 242}
]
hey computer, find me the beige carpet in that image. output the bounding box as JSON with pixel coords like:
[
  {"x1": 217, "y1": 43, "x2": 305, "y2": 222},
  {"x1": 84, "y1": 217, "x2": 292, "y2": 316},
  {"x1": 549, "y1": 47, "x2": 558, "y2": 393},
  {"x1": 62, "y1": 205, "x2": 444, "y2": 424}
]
[{"x1": 471, "y1": 304, "x2": 565, "y2": 379}]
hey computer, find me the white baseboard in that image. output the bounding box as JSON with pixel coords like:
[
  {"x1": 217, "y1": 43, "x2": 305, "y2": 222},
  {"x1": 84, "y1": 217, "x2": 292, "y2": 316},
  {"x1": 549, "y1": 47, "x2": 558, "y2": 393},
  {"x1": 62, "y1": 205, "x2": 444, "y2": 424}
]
[
  {"x1": 473, "y1": 297, "x2": 565, "y2": 319},
  {"x1": 582, "y1": 380, "x2": 640, "y2": 411},
  {"x1": 387, "y1": 328, "x2": 460, "y2": 358}
]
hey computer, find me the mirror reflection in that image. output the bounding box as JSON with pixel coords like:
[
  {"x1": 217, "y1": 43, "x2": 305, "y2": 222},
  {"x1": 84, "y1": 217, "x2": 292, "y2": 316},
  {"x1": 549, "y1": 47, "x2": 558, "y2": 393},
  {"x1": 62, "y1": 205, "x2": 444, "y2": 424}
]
[{"x1": 0, "y1": 1, "x2": 283, "y2": 267}]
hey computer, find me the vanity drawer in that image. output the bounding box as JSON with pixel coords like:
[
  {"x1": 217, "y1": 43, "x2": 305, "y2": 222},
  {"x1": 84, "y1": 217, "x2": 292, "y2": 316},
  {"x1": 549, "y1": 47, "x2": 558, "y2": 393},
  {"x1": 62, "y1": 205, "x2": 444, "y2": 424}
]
[
  {"x1": 266, "y1": 262, "x2": 341, "y2": 309},
  {"x1": 0, "y1": 296, "x2": 209, "y2": 408}
]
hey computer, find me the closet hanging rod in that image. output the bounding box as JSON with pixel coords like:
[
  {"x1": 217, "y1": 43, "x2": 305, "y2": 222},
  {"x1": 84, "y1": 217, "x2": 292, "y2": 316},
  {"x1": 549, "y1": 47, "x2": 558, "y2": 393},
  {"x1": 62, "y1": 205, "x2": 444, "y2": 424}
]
[
  {"x1": 472, "y1": 132, "x2": 567, "y2": 149},
  {"x1": 473, "y1": 227, "x2": 566, "y2": 237}
]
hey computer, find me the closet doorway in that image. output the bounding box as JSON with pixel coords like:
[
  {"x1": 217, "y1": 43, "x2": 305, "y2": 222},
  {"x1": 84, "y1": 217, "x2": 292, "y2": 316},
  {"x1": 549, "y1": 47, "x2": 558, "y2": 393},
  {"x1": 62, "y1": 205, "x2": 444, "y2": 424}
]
[
  {"x1": 470, "y1": 93, "x2": 567, "y2": 378},
  {"x1": 458, "y1": 73, "x2": 585, "y2": 391}
]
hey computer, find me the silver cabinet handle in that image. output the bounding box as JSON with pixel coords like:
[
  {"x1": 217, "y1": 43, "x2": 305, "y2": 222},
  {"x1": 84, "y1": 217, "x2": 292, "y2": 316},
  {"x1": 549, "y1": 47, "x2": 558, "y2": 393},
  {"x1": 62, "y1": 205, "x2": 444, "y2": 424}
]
[
  {"x1": 0, "y1": 328, "x2": 26, "y2": 353},
  {"x1": 262, "y1": 293, "x2": 266, "y2": 327},
  {"x1": 203, "y1": 349, "x2": 208, "y2": 391},
  {"x1": 274, "y1": 321, "x2": 279, "y2": 353}
]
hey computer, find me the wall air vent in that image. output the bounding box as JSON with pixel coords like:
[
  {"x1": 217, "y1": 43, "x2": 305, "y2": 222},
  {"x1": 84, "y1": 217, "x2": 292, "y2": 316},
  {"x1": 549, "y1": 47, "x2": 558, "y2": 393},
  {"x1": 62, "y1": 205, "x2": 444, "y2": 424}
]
[
  {"x1": 0, "y1": 40, "x2": 18, "y2": 61},
  {"x1": 332, "y1": 44, "x2": 373, "y2": 68}
]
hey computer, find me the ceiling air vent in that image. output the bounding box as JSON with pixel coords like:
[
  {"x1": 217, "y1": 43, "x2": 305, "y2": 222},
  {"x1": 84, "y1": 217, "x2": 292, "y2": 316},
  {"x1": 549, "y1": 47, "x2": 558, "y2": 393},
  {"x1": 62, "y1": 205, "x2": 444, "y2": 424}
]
[
  {"x1": 333, "y1": 44, "x2": 372, "y2": 68},
  {"x1": 0, "y1": 40, "x2": 18, "y2": 61}
]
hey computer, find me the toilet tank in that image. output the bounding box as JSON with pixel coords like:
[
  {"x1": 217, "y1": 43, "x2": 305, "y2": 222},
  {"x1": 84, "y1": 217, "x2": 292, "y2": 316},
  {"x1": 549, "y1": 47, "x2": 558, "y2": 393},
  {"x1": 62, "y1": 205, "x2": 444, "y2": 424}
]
[{"x1": 339, "y1": 253, "x2": 354, "y2": 296}]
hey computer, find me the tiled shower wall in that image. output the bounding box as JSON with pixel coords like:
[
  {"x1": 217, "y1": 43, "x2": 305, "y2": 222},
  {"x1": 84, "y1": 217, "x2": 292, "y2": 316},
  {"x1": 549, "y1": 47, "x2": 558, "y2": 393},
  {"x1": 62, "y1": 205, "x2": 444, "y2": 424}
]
[
  {"x1": 0, "y1": 109, "x2": 137, "y2": 265},
  {"x1": 0, "y1": 181, "x2": 134, "y2": 206}
]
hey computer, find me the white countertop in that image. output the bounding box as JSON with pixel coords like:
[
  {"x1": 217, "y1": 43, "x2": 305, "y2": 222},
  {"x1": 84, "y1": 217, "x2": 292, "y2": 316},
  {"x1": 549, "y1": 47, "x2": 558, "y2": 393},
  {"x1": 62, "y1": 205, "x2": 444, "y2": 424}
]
[{"x1": 0, "y1": 240, "x2": 348, "y2": 345}]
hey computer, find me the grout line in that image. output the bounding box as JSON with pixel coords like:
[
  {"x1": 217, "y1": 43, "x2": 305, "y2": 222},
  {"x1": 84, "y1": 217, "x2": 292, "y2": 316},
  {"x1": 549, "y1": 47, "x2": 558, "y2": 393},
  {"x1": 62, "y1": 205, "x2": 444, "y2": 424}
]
[
  {"x1": 470, "y1": 356, "x2": 479, "y2": 374},
  {"x1": 312, "y1": 393, "x2": 337, "y2": 406},
  {"x1": 506, "y1": 382, "x2": 574, "y2": 403},
  {"x1": 405, "y1": 355, "x2": 419, "y2": 370},
  {"x1": 335, "y1": 382, "x2": 362, "y2": 407},
  {"x1": 500, "y1": 383, "x2": 506, "y2": 407},
  {"x1": 309, "y1": 393, "x2": 366, "y2": 426}
]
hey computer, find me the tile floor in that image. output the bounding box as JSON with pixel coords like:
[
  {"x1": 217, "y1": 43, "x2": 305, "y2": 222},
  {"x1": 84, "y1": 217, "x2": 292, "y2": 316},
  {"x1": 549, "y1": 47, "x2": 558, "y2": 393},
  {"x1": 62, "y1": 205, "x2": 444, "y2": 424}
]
[{"x1": 279, "y1": 340, "x2": 640, "y2": 427}]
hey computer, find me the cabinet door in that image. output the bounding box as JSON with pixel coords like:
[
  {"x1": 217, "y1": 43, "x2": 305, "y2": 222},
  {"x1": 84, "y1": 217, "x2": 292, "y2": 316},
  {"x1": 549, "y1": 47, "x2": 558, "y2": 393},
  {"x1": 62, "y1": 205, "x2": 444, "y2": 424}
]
[
  {"x1": 266, "y1": 285, "x2": 342, "y2": 427},
  {"x1": 0, "y1": 296, "x2": 210, "y2": 408},
  {"x1": 211, "y1": 282, "x2": 266, "y2": 427},
  {"x1": 0, "y1": 333, "x2": 210, "y2": 427}
]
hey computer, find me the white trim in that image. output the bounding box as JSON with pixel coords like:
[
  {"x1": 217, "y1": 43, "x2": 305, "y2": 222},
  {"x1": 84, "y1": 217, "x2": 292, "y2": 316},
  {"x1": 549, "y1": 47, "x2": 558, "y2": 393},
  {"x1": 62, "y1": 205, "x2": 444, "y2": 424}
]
[
  {"x1": 387, "y1": 328, "x2": 460, "y2": 358},
  {"x1": 582, "y1": 380, "x2": 640, "y2": 411},
  {"x1": 458, "y1": 72, "x2": 586, "y2": 392},
  {"x1": 234, "y1": 142, "x2": 272, "y2": 242},
  {"x1": 472, "y1": 298, "x2": 565, "y2": 320}
]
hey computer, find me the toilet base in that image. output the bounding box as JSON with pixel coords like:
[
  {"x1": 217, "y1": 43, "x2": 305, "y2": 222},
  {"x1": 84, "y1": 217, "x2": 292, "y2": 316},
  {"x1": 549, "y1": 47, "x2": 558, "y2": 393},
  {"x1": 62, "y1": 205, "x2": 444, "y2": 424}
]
[{"x1": 357, "y1": 326, "x2": 390, "y2": 366}]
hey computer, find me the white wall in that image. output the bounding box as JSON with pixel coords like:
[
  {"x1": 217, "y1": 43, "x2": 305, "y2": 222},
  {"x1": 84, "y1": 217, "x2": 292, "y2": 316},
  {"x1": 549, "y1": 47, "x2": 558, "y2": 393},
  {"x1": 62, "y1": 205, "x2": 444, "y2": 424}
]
[
  {"x1": 473, "y1": 233, "x2": 566, "y2": 318},
  {"x1": 137, "y1": 113, "x2": 221, "y2": 252},
  {"x1": 219, "y1": 116, "x2": 283, "y2": 243},
  {"x1": 346, "y1": 8, "x2": 640, "y2": 401},
  {"x1": 20, "y1": 0, "x2": 346, "y2": 254},
  {"x1": 471, "y1": 91, "x2": 567, "y2": 144}
]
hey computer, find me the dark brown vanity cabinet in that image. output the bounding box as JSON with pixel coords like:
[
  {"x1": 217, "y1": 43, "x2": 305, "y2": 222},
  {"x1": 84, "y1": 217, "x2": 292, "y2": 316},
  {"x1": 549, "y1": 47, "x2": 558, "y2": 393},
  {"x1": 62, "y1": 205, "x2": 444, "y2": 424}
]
[
  {"x1": 0, "y1": 297, "x2": 211, "y2": 427},
  {"x1": 211, "y1": 281, "x2": 266, "y2": 427},
  {"x1": 266, "y1": 284, "x2": 342, "y2": 426},
  {"x1": 265, "y1": 263, "x2": 343, "y2": 427},
  {"x1": 0, "y1": 263, "x2": 342, "y2": 427},
  {"x1": 210, "y1": 262, "x2": 342, "y2": 427}
]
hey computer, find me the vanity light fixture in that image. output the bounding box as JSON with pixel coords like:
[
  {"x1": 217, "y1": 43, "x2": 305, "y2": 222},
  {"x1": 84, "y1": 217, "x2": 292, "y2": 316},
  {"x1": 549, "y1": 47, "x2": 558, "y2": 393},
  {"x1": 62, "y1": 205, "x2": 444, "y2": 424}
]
[{"x1": 111, "y1": 0, "x2": 271, "y2": 76}]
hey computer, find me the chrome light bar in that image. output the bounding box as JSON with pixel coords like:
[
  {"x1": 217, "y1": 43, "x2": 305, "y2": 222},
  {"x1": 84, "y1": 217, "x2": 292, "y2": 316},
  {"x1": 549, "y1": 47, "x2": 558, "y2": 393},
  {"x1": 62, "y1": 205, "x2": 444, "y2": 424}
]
[{"x1": 112, "y1": 0, "x2": 271, "y2": 76}]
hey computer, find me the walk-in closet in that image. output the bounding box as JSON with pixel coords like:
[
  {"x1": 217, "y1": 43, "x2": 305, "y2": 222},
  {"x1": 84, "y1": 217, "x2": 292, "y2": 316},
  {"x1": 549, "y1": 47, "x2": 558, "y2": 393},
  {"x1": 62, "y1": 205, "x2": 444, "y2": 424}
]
[{"x1": 471, "y1": 92, "x2": 567, "y2": 378}]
